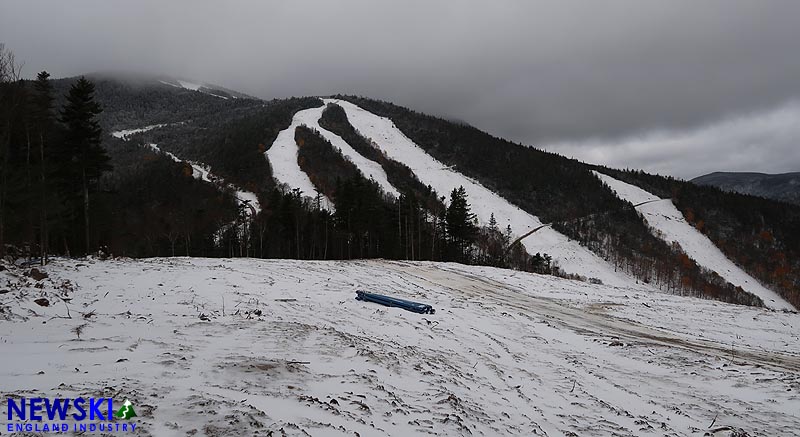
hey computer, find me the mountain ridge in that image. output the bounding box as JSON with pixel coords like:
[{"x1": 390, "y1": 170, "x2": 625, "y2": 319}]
[{"x1": 692, "y1": 171, "x2": 800, "y2": 205}]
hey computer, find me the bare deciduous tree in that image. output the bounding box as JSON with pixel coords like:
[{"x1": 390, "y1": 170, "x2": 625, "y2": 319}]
[{"x1": 0, "y1": 44, "x2": 24, "y2": 257}]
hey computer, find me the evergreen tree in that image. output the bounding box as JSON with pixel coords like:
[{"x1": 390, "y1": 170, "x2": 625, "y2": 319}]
[
  {"x1": 446, "y1": 186, "x2": 477, "y2": 262},
  {"x1": 59, "y1": 77, "x2": 110, "y2": 255},
  {"x1": 488, "y1": 213, "x2": 498, "y2": 231}
]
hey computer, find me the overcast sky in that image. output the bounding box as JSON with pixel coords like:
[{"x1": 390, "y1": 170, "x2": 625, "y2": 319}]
[{"x1": 2, "y1": 0, "x2": 799, "y2": 179}]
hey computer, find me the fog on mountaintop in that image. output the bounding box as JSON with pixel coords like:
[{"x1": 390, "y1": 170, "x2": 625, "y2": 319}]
[{"x1": 2, "y1": 0, "x2": 799, "y2": 178}]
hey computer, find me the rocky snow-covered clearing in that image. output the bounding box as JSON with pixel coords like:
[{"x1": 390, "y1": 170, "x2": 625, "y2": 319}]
[{"x1": 1, "y1": 258, "x2": 798, "y2": 436}]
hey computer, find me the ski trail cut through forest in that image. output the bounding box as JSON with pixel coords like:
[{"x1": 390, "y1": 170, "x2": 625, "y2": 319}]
[
  {"x1": 327, "y1": 98, "x2": 635, "y2": 287},
  {"x1": 593, "y1": 171, "x2": 792, "y2": 310}
]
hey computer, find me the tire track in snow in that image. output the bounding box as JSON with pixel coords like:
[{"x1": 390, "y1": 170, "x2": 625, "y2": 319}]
[
  {"x1": 383, "y1": 260, "x2": 800, "y2": 373},
  {"x1": 5, "y1": 258, "x2": 798, "y2": 435}
]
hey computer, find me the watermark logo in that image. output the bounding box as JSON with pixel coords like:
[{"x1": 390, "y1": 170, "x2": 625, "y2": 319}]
[
  {"x1": 6, "y1": 397, "x2": 138, "y2": 433},
  {"x1": 114, "y1": 399, "x2": 137, "y2": 420}
]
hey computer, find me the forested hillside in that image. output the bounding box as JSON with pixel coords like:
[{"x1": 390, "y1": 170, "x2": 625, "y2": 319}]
[
  {"x1": 138, "y1": 97, "x2": 323, "y2": 195},
  {"x1": 51, "y1": 74, "x2": 262, "y2": 132},
  {"x1": 96, "y1": 137, "x2": 239, "y2": 257}
]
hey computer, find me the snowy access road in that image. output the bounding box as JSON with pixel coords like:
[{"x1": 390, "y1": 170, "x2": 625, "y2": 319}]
[
  {"x1": 111, "y1": 124, "x2": 167, "y2": 140},
  {"x1": 2, "y1": 258, "x2": 798, "y2": 436},
  {"x1": 327, "y1": 99, "x2": 634, "y2": 287},
  {"x1": 594, "y1": 171, "x2": 792, "y2": 311}
]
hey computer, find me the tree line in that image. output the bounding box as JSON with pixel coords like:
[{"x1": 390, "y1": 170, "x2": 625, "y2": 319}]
[{"x1": 1, "y1": 45, "x2": 113, "y2": 261}]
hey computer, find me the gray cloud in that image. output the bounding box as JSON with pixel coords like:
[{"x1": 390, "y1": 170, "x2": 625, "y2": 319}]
[
  {"x1": 547, "y1": 100, "x2": 800, "y2": 178},
  {"x1": 2, "y1": 0, "x2": 799, "y2": 178}
]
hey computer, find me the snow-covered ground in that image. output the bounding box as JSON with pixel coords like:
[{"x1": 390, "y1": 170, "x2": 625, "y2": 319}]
[
  {"x1": 593, "y1": 171, "x2": 792, "y2": 310},
  {"x1": 325, "y1": 99, "x2": 633, "y2": 287},
  {"x1": 1, "y1": 258, "x2": 797, "y2": 436}
]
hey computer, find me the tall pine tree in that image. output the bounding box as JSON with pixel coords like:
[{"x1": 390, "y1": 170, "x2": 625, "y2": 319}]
[
  {"x1": 59, "y1": 77, "x2": 110, "y2": 255},
  {"x1": 445, "y1": 186, "x2": 477, "y2": 263}
]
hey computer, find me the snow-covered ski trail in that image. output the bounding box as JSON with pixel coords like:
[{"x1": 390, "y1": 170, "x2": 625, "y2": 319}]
[
  {"x1": 293, "y1": 105, "x2": 399, "y2": 197},
  {"x1": 593, "y1": 171, "x2": 793, "y2": 310},
  {"x1": 266, "y1": 107, "x2": 335, "y2": 210},
  {"x1": 267, "y1": 104, "x2": 401, "y2": 210},
  {"x1": 327, "y1": 98, "x2": 634, "y2": 287}
]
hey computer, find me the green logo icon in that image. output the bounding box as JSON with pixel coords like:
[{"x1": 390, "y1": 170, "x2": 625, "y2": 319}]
[{"x1": 115, "y1": 399, "x2": 137, "y2": 420}]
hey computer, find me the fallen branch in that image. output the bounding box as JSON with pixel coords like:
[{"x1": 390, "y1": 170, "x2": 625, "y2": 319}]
[{"x1": 708, "y1": 412, "x2": 718, "y2": 429}]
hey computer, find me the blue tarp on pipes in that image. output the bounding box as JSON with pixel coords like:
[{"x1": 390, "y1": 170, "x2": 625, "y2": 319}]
[{"x1": 355, "y1": 291, "x2": 435, "y2": 314}]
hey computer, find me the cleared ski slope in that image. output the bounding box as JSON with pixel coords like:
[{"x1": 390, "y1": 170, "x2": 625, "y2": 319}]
[
  {"x1": 293, "y1": 105, "x2": 399, "y2": 197},
  {"x1": 266, "y1": 108, "x2": 336, "y2": 210},
  {"x1": 2, "y1": 257, "x2": 797, "y2": 435},
  {"x1": 594, "y1": 171, "x2": 792, "y2": 310},
  {"x1": 326, "y1": 99, "x2": 632, "y2": 286}
]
